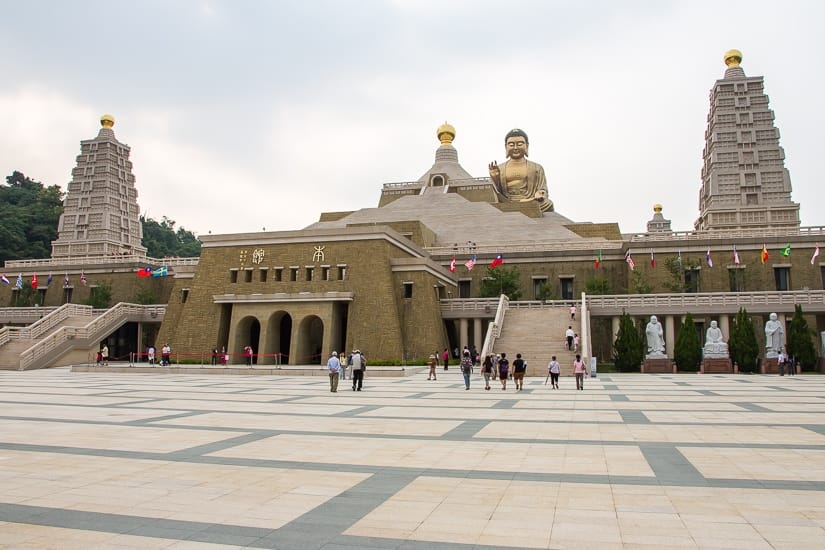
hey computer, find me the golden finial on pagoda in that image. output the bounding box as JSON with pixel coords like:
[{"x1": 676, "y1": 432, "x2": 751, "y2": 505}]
[
  {"x1": 437, "y1": 122, "x2": 456, "y2": 145},
  {"x1": 100, "y1": 114, "x2": 115, "y2": 128},
  {"x1": 723, "y1": 49, "x2": 742, "y2": 68},
  {"x1": 653, "y1": 203, "x2": 663, "y2": 214}
]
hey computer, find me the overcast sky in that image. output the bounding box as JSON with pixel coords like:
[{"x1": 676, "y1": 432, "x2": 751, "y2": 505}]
[{"x1": 2, "y1": 1, "x2": 824, "y2": 238}]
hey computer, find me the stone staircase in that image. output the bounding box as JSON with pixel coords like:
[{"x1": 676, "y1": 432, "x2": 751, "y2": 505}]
[{"x1": 491, "y1": 307, "x2": 581, "y2": 377}]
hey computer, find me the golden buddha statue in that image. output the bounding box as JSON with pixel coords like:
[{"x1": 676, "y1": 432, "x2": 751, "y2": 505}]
[{"x1": 488, "y1": 128, "x2": 553, "y2": 212}]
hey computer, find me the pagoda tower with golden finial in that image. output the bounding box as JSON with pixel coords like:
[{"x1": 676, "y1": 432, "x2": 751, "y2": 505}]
[
  {"x1": 51, "y1": 115, "x2": 147, "y2": 259},
  {"x1": 695, "y1": 50, "x2": 800, "y2": 231}
]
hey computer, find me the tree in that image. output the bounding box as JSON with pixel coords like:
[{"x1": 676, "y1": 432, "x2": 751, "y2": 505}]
[
  {"x1": 630, "y1": 270, "x2": 652, "y2": 294},
  {"x1": 84, "y1": 283, "x2": 113, "y2": 309},
  {"x1": 729, "y1": 307, "x2": 759, "y2": 373},
  {"x1": 140, "y1": 215, "x2": 201, "y2": 258},
  {"x1": 584, "y1": 276, "x2": 612, "y2": 295},
  {"x1": 663, "y1": 256, "x2": 701, "y2": 293},
  {"x1": 674, "y1": 312, "x2": 702, "y2": 372},
  {"x1": 612, "y1": 311, "x2": 644, "y2": 372},
  {"x1": 479, "y1": 266, "x2": 522, "y2": 300},
  {"x1": 786, "y1": 304, "x2": 817, "y2": 370},
  {"x1": 535, "y1": 280, "x2": 557, "y2": 301},
  {"x1": 132, "y1": 286, "x2": 160, "y2": 305},
  {"x1": 0, "y1": 171, "x2": 64, "y2": 263}
]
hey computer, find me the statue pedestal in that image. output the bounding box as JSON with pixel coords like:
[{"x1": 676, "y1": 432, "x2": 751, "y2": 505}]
[
  {"x1": 642, "y1": 358, "x2": 675, "y2": 374},
  {"x1": 761, "y1": 358, "x2": 779, "y2": 374},
  {"x1": 701, "y1": 358, "x2": 735, "y2": 374}
]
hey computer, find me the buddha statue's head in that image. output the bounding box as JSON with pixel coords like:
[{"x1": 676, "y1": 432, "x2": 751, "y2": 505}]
[{"x1": 504, "y1": 128, "x2": 529, "y2": 159}]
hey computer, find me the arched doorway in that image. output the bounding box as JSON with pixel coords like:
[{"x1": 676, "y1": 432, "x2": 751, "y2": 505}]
[
  {"x1": 264, "y1": 311, "x2": 292, "y2": 365},
  {"x1": 296, "y1": 315, "x2": 324, "y2": 365},
  {"x1": 234, "y1": 316, "x2": 261, "y2": 365}
]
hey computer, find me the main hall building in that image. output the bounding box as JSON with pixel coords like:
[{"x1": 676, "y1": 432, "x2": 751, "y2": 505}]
[{"x1": 2, "y1": 51, "x2": 823, "y2": 371}]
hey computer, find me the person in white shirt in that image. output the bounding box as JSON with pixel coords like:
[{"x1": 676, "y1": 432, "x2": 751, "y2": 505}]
[
  {"x1": 565, "y1": 326, "x2": 575, "y2": 351},
  {"x1": 327, "y1": 351, "x2": 340, "y2": 392}
]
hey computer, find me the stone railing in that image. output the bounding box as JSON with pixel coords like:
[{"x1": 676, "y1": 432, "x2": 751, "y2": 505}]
[
  {"x1": 481, "y1": 294, "x2": 509, "y2": 360},
  {"x1": 18, "y1": 303, "x2": 166, "y2": 370},
  {"x1": 4, "y1": 255, "x2": 200, "y2": 269},
  {"x1": 0, "y1": 306, "x2": 59, "y2": 324},
  {"x1": 440, "y1": 298, "x2": 499, "y2": 312},
  {"x1": 426, "y1": 241, "x2": 624, "y2": 257},
  {"x1": 382, "y1": 177, "x2": 491, "y2": 190},
  {"x1": 586, "y1": 290, "x2": 825, "y2": 315},
  {"x1": 3, "y1": 303, "x2": 93, "y2": 342},
  {"x1": 627, "y1": 225, "x2": 825, "y2": 243}
]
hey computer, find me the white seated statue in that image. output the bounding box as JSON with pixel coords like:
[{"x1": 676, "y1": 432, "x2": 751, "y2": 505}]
[{"x1": 703, "y1": 320, "x2": 729, "y2": 359}]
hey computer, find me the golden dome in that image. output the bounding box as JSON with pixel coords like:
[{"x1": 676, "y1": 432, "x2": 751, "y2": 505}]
[
  {"x1": 653, "y1": 204, "x2": 663, "y2": 213},
  {"x1": 100, "y1": 114, "x2": 115, "y2": 128},
  {"x1": 437, "y1": 122, "x2": 456, "y2": 145},
  {"x1": 723, "y1": 49, "x2": 742, "y2": 68}
]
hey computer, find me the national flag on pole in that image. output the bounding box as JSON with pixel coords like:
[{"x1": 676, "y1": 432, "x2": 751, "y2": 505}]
[
  {"x1": 80, "y1": 272, "x2": 87, "y2": 286},
  {"x1": 0, "y1": 274, "x2": 9, "y2": 285},
  {"x1": 625, "y1": 251, "x2": 636, "y2": 271},
  {"x1": 151, "y1": 266, "x2": 168, "y2": 277},
  {"x1": 489, "y1": 254, "x2": 504, "y2": 269},
  {"x1": 761, "y1": 244, "x2": 769, "y2": 264},
  {"x1": 464, "y1": 255, "x2": 476, "y2": 271},
  {"x1": 594, "y1": 249, "x2": 602, "y2": 269},
  {"x1": 650, "y1": 250, "x2": 655, "y2": 269},
  {"x1": 46, "y1": 272, "x2": 53, "y2": 287},
  {"x1": 449, "y1": 257, "x2": 456, "y2": 273},
  {"x1": 780, "y1": 244, "x2": 791, "y2": 257},
  {"x1": 136, "y1": 266, "x2": 153, "y2": 277},
  {"x1": 16, "y1": 274, "x2": 23, "y2": 289},
  {"x1": 733, "y1": 246, "x2": 740, "y2": 266},
  {"x1": 706, "y1": 248, "x2": 713, "y2": 268},
  {"x1": 64, "y1": 273, "x2": 70, "y2": 287},
  {"x1": 31, "y1": 273, "x2": 38, "y2": 289},
  {"x1": 811, "y1": 244, "x2": 820, "y2": 265},
  {"x1": 677, "y1": 250, "x2": 682, "y2": 271}
]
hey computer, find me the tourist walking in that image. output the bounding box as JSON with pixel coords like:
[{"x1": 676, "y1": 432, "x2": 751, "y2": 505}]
[
  {"x1": 460, "y1": 350, "x2": 473, "y2": 390},
  {"x1": 570, "y1": 303, "x2": 576, "y2": 320},
  {"x1": 512, "y1": 353, "x2": 526, "y2": 391},
  {"x1": 573, "y1": 333, "x2": 580, "y2": 353},
  {"x1": 574, "y1": 354, "x2": 586, "y2": 390},
  {"x1": 100, "y1": 344, "x2": 109, "y2": 366},
  {"x1": 244, "y1": 345, "x2": 254, "y2": 366},
  {"x1": 147, "y1": 345, "x2": 155, "y2": 366},
  {"x1": 498, "y1": 352, "x2": 510, "y2": 390},
  {"x1": 161, "y1": 343, "x2": 171, "y2": 366},
  {"x1": 211, "y1": 346, "x2": 219, "y2": 366},
  {"x1": 339, "y1": 352, "x2": 347, "y2": 380},
  {"x1": 442, "y1": 348, "x2": 449, "y2": 371},
  {"x1": 547, "y1": 355, "x2": 560, "y2": 389},
  {"x1": 350, "y1": 349, "x2": 365, "y2": 391},
  {"x1": 427, "y1": 353, "x2": 437, "y2": 380},
  {"x1": 482, "y1": 354, "x2": 494, "y2": 390},
  {"x1": 327, "y1": 351, "x2": 340, "y2": 392}
]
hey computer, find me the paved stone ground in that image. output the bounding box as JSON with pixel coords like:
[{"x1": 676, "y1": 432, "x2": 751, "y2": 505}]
[{"x1": 1, "y1": 367, "x2": 824, "y2": 549}]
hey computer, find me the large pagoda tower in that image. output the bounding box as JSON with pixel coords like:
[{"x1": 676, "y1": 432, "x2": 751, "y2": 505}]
[
  {"x1": 51, "y1": 115, "x2": 147, "y2": 259},
  {"x1": 695, "y1": 50, "x2": 800, "y2": 231}
]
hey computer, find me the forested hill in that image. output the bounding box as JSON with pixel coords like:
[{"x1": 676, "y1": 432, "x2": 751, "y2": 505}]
[{"x1": 1, "y1": 171, "x2": 201, "y2": 264}]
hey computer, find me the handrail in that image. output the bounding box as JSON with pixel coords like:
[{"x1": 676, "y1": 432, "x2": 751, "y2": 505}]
[
  {"x1": 480, "y1": 294, "x2": 509, "y2": 360},
  {"x1": 627, "y1": 225, "x2": 825, "y2": 242},
  {"x1": 18, "y1": 303, "x2": 166, "y2": 370},
  {"x1": 586, "y1": 290, "x2": 825, "y2": 312},
  {"x1": 4, "y1": 303, "x2": 93, "y2": 341}
]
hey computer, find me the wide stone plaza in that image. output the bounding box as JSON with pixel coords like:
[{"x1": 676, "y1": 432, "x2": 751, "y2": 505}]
[{"x1": 1, "y1": 368, "x2": 824, "y2": 549}]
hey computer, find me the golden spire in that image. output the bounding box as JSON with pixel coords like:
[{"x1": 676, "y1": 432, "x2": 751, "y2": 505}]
[
  {"x1": 100, "y1": 114, "x2": 115, "y2": 128},
  {"x1": 436, "y1": 122, "x2": 455, "y2": 145},
  {"x1": 653, "y1": 203, "x2": 663, "y2": 214},
  {"x1": 723, "y1": 49, "x2": 742, "y2": 68}
]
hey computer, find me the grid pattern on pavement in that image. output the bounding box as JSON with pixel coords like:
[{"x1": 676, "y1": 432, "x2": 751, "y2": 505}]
[{"x1": 0, "y1": 368, "x2": 824, "y2": 549}]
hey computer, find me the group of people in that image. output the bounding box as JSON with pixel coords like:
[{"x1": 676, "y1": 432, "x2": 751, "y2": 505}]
[
  {"x1": 144, "y1": 343, "x2": 171, "y2": 366},
  {"x1": 564, "y1": 326, "x2": 580, "y2": 352},
  {"x1": 327, "y1": 349, "x2": 367, "y2": 392}
]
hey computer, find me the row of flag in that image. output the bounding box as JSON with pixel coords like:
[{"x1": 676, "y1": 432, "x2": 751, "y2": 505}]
[
  {"x1": 0, "y1": 272, "x2": 87, "y2": 288},
  {"x1": 449, "y1": 254, "x2": 504, "y2": 273},
  {"x1": 618, "y1": 243, "x2": 821, "y2": 271},
  {"x1": 136, "y1": 266, "x2": 169, "y2": 278}
]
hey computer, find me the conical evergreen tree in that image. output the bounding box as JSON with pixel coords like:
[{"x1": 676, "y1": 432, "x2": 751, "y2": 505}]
[
  {"x1": 787, "y1": 304, "x2": 817, "y2": 370},
  {"x1": 729, "y1": 307, "x2": 759, "y2": 373},
  {"x1": 674, "y1": 312, "x2": 702, "y2": 372},
  {"x1": 612, "y1": 311, "x2": 644, "y2": 372}
]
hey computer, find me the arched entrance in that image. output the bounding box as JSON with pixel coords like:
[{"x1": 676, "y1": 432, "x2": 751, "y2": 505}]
[
  {"x1": 234, "y1": 316, "x2": 261, "y2": 365},
  {"x1": 296, "y1": 315, "x2": 324, "y2": 365},
  {"x1": 263, "y1": 311, "x2": 292, "y2": 365}
]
